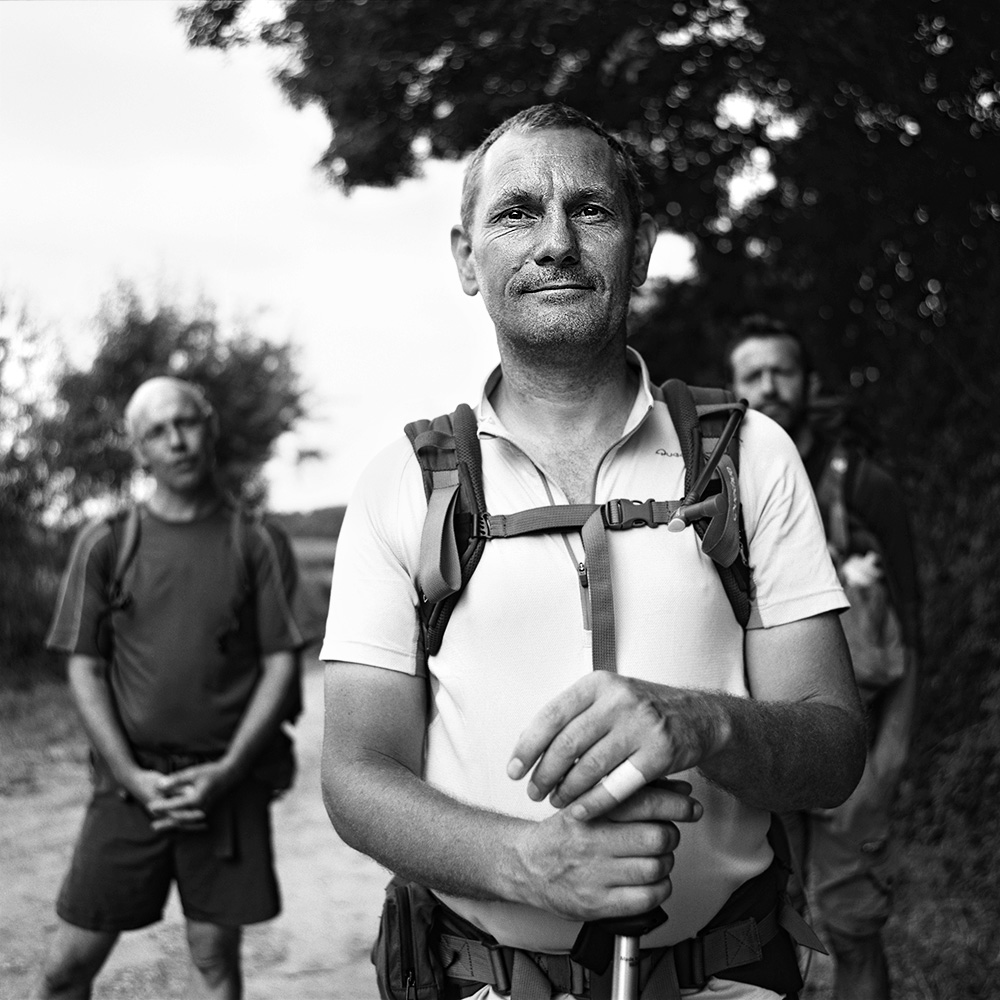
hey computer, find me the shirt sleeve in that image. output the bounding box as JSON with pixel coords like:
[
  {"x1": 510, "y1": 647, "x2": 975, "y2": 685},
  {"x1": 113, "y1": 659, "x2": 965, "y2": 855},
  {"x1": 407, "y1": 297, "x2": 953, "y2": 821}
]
[
  {"x1": 740, "y1": 411, "x2": 850, "y2": 629},
  {"x1": 319, "y1": 437, "x2": 426, "y2": 674},
  {"x1": 252, "y1": 519, "x2": 307, "y2": 655},
  {"x1": 45, "y1": 519, "x2": 114, "y2": 657}
]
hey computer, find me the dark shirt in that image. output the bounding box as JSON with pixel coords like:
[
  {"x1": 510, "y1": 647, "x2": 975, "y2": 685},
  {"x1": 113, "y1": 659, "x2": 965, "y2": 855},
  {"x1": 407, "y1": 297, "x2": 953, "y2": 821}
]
[{"x1": 47, "y1": 505, "x2": 303, "y2": 754}]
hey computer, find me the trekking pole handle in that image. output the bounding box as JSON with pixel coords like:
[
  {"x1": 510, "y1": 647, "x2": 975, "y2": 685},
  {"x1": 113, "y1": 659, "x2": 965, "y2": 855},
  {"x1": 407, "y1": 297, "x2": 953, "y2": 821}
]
[
  {"x1": 667, "y1": 492, "x2": 727, "y2": 532},
  {"x1": 686, "y1": 404, "x2": 746, "y2": 504}
]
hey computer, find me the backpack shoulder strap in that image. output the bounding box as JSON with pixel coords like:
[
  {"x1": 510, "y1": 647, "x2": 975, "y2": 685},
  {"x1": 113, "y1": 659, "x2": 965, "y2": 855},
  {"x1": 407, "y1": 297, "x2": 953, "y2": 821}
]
[
  {"x1": 107, "y1": 504, "x2": 142, "y2": 609},
  {"x1": 662, "y1": 380, "x2": 752, "y2": 627},
  {"x1": 228, "y1": 501, "x2": 258, "y2": 596},
  {"x1": 404, "y1": 403, "x2": 487, "y2": 659},
  {"x1": 813, "y1": 440, "x2": 851, "y2": 558}
]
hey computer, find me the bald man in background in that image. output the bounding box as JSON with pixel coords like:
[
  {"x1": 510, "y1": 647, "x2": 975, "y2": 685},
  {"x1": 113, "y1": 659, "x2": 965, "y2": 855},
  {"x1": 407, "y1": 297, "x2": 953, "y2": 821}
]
[{"x1": 36, "y1": 377, "x2": 304, "y2": 1000}]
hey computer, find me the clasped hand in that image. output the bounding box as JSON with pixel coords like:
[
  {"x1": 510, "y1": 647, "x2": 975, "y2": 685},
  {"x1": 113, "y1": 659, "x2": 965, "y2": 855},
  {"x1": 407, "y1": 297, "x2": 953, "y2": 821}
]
[{"x1": 132, "y1": 761, "x2": 233, "y2": 832}]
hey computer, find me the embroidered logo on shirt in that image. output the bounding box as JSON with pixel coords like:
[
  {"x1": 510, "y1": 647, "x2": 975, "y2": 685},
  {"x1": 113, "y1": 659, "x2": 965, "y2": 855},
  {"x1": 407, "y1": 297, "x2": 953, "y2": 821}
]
[{"x1": 656, "y1": 449, "x2": 682, "y2": 457}]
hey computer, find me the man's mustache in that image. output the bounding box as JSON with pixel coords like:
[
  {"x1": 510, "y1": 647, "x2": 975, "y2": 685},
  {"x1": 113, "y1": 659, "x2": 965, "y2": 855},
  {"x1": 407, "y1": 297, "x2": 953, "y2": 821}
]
[{"x1": 510, "y1": 270, "x2": 599, "y2": 294}]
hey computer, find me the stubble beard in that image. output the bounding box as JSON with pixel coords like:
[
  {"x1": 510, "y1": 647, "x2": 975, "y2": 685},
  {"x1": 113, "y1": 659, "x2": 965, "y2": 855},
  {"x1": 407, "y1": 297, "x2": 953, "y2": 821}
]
[{"x1": 492, "y1": 292, "x2": 631, "y2": 376}]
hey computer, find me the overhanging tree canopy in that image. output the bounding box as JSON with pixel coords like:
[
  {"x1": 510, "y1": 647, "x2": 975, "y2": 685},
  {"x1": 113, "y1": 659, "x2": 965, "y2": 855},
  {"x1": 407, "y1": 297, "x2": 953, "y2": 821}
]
[
  {"x1": 180, "y1": 0, "x2": 998, "y2": 389},
  {"x1": 179, "y1": 0, "x2": 1000, "y2": 871}
]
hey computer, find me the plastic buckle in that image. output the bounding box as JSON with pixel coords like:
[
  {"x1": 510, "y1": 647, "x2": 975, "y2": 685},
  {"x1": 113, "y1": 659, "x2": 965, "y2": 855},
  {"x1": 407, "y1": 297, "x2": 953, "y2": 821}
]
[
  {"x1": 672, "y1": 934, "x2": 706, "y2": 989},
  {"x1": 475, "y1": 513, "x2": 505, "y2": 538},
  {"x1": 602, "y1": 498, "x2": 657, "y2": 530},
  {"x1": 489, "y1": 946, "x2": 513, "y2": 994}
]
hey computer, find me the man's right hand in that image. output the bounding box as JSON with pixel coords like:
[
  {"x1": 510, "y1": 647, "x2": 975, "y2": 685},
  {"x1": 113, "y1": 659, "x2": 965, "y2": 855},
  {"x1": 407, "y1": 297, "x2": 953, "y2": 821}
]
[
  {"x1": 124, "y1": 767, "x2": 208, "y2": 831},
  {"x1": 509, "y1": 780, "x2": 701, "y2": 922}
]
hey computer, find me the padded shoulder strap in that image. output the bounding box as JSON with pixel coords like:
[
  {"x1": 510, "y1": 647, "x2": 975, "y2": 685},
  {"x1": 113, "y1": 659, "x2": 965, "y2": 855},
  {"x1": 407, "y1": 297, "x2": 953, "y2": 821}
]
[
  {"x1": 688, "y1": 385, "x2": 743, "y2": 472},
  {"x1": 662, "y1": 380, "x2": 752, "y2": 628},
  {"x1": 106, "y1": 505, "x2": 142, "y2": 608},
  {"x1": 662, "y1": 379, "x2": 702, "y2": 500},
  {"x1": 814, "y1": 441, "x2": 851, "y2": 557},
  {"x1": 406, "y1": 412, "x2": 464, "y2": 604},
  {"x1": 227, "y1": 502, "x2": 259, "y2": 596},
  {"x1": 405, "y1": 405, "x2": 488, "y2": 658}
]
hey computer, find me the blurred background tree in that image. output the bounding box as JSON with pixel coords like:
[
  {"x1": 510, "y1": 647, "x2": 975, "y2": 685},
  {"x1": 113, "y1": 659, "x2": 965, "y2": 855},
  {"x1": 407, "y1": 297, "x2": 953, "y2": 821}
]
[
  {"x1": 2, "y1": 285, "x2": 305, "y2": 686},
  {"x1": 1, "y1": 297, "x2": 64, "y2": 686},
  {"x1": 34, "y1": 285, "x2": 305, "y2": 517},
  {"x1": 180, "y1": 0, "x2": 999, "y2": 943}
]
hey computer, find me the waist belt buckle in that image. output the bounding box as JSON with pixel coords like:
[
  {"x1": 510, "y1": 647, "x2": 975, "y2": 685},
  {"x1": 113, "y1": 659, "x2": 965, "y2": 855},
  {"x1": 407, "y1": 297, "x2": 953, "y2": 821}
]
[
  {"x1": 489, "y1": 945, "x2": 513, "y2": 994},
  {"x1": 672, "y1": 936, "x2": 707, "y2": 990},
  {"x1": 602, "y1": 498, "x2": 656, "y2": 530}
]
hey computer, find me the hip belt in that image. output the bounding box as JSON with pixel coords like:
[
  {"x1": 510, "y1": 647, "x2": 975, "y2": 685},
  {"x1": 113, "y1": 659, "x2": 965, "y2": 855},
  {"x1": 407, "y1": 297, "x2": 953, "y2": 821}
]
[{"x1": 438, "y1": 902, "x2": 796, "y2": 1000}]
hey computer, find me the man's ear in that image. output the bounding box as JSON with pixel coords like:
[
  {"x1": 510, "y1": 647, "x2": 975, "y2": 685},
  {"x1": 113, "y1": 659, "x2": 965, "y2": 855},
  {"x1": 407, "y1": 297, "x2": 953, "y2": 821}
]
[
  {"x1": 451, "y1": 225, "x2": 480, "y2": 297},
  {"x1": 807, "y1": 371, "x2": 822, "y2": 402},
  {"x1": 131, "y1": 443, "x2": 151, "y2": 473},
  {"x1": 630, "y1": 214, "x2": 659, "y2": 288}
]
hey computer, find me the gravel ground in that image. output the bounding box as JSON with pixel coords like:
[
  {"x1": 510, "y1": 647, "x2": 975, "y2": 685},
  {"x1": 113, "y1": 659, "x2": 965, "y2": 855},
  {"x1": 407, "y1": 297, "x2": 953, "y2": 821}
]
[{"x1": 0, "y1": 657, "x2": 389, "y2": 1000}]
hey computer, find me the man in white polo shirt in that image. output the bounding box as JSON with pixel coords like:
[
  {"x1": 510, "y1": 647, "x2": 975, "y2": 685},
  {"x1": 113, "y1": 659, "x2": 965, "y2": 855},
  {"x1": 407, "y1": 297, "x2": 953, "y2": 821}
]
[{"x1": 320, "y1": 104, "x2": 864, "y2": 1000}]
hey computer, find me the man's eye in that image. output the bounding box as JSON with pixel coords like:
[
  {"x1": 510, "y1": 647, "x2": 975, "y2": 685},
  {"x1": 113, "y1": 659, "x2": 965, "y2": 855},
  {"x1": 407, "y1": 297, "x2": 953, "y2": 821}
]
[
  {"x1": 577, "y1": 205, "x2": 609, "y2": 219},
  {"x1": 498, "y1": 207, "x2": 530, "y2": 221}
]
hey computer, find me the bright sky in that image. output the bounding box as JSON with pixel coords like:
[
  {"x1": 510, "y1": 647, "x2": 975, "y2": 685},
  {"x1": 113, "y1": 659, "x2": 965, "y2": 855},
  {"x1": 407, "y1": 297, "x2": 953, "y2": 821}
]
[{"x1": 0, "y1": 0, "x2": 692, "y2": 511}]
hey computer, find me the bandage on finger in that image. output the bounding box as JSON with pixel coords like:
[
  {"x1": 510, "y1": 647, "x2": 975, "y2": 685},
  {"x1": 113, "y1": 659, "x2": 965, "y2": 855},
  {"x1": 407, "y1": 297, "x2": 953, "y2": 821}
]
[{"x1": 598, "y1": 759, "x2": 648, "y2": 803}]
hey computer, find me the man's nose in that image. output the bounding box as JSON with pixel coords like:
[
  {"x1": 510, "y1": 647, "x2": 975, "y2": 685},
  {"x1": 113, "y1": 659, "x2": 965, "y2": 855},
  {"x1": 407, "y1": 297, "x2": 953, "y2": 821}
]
[
  {"x1": 533, "y1": 211, "x2": 579, "y2": 268},
  {"x1": 759, "y1": 371, "x2": 777, "y2": 395},
  {"x1": 167, "y1": 423, "x2": 186, "y2": 448}
]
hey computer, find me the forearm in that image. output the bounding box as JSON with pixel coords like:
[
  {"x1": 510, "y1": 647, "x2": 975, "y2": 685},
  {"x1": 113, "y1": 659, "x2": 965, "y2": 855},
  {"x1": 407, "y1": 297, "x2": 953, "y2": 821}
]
[
  {"x1": 322, "y1": 744, "x2": 526, "y2": 903},
  {"x1": 67, "y1": 656, "x2": 142, "y2": 790},
  {"x1": 219, "y1": 651, "x2": 298, "y2": 782},
  {"x1": 698, "y1": 693, "x2": 866, "y2": 812}
]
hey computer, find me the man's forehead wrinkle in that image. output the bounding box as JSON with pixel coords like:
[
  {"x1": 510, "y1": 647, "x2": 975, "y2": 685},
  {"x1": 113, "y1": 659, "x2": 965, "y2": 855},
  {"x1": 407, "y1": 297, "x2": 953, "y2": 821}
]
[
  {"x1": 487, "y1": 184, "x2": 545, "y2": 212},
  {"x1": 479, "y1": 129, "x2": 624, "y2": 218},
  {"x1": 483, "y1": 173, "x2": 620, "y2": 211}
]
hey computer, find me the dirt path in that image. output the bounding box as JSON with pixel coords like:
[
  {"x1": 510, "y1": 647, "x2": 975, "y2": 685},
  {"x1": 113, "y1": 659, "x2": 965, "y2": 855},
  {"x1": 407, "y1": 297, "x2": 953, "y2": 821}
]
[
  {"x1": 0, "y1": 655, "x2": 842, "y2": 1000},
  {"x1": 0, "y1": 658, "x2": 389, "y2": 1000}
]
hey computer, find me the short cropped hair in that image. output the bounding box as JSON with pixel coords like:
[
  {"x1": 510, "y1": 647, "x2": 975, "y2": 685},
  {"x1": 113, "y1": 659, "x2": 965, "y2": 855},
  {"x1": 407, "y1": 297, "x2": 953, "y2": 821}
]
[
  {"x1": 124, "y1": 376, "x2": 217, "y2": 441},
  {"x1": 459, "y1": 103, "x2": 644, "y2": 232},
  {"x1": 724, "y1": 314, "x2": 813, "y2": 381}
]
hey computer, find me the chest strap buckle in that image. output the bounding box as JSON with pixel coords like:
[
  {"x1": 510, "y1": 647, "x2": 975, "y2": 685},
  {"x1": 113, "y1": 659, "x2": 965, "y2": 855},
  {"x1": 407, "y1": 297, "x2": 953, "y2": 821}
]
[{"x1": 602, "y1": 498, "x2": 659, "y2": 530}]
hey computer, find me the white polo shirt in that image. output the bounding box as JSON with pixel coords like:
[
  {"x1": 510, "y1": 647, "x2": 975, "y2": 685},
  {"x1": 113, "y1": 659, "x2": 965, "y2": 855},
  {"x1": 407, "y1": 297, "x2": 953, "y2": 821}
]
[{"x1": 321, "y1": 350, "x2": 847, "y2": 951}]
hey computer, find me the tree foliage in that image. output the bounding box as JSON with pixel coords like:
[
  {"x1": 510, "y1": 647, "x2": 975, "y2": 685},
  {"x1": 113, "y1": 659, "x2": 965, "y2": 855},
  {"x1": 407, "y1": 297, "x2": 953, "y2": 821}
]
[
  {"x1": 35, "y1": 287, "x2": 305, "y2": 514},
  {"x1": 179, "y1": 0, "x2": 998, "y2": 376},
  {"x1": 180, "y1": 0, "x2": 1000, "y2": 857},
  {"x1": 1, "y1": 299, "x2": 65, "y2": 685}
]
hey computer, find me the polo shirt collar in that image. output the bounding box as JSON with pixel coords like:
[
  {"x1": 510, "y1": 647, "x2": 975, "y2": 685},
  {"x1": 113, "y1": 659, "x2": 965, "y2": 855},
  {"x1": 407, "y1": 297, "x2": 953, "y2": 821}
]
[{"x1": 475, "y1": 347, "x2": 656, "y2": 443}]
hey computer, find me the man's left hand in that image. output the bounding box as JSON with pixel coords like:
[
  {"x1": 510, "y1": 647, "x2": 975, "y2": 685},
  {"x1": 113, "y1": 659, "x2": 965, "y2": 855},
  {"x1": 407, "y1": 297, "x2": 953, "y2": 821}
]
[
  {"x1": 507, "y1": 672, "x2": 727, "y2": 820},
  {"x1": 148, "y1": 761, "x2": 235, "y2": 831}
]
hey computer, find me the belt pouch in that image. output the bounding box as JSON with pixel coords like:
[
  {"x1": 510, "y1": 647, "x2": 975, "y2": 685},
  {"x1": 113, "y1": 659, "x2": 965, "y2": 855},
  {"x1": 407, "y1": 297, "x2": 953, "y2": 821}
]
[{"x1": 372, "y1": 876, "x2": 446, "y2": 1000}]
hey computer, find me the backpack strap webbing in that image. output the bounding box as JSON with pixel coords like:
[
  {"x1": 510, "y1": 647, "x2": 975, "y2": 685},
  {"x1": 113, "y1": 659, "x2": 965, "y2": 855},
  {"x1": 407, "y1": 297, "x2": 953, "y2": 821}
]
[{"x1": 406, "y1": 382, "x2": 753, "y2": 665}]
